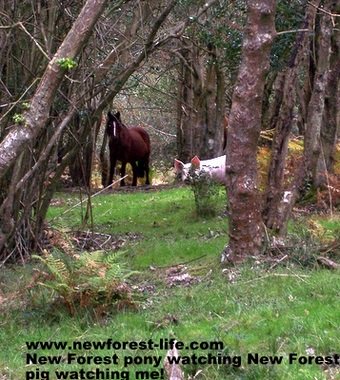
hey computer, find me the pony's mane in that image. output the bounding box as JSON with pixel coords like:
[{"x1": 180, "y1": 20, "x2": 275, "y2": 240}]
[{"x1": 107, "y1": 111, "x2": 128, "y2": 137}]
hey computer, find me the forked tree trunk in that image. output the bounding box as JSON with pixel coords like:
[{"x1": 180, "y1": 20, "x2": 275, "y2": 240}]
[
  {"x1": 222, "y1": 0, "x2": 276, "y2": 263},
  {"x1": 263, "y1": 2, "x2": 319, "y2": 230},
  {"x1": 176, "y1": 42, "x2": 225, "y2": 162}
]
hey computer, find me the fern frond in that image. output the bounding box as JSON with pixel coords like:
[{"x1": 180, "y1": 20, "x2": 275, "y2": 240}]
[{"x1": 33, "y1": 253, "x2": 70, "y2": 285}]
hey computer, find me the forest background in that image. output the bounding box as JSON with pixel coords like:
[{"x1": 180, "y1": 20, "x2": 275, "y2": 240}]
[{"x1": 0, "y1": 1, "x2": 339, "y2": 379}]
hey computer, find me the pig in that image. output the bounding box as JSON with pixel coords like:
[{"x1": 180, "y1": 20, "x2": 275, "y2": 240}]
[{"x1": 174, "y1": 155, "x2": 226, "y2": 184}]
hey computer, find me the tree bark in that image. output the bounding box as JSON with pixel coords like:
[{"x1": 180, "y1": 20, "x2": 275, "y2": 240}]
[{"x1": 222, "y1": 0, "x2": 276, "y2": 263}]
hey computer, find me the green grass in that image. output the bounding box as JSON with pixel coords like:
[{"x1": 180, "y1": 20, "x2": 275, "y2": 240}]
[{"x1": 0, "y1": 186, "x2": 339, "y2": 380}]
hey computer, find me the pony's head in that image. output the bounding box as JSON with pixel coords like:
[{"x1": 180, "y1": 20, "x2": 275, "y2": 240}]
[{"x1": 106, "y1": 111, "x2": 123, "y2": 139}]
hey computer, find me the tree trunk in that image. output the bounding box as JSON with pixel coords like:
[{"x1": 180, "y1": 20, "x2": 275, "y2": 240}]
[
  {"x1": 176, "y1": 46, "x2": 196, "y2": 162},
  {"x1": 222, "y1": 0, "x2": 276, "y2": 263},
  {"x1": 263, "y1": 2, "x2": 319, "y2": 231},
  {"x1": 270, "y1": 0, "x2": 338, "y2": 235},
  {"x1": 0, "y1": 0, "x2": 217, "y2": 263},
  {"x1": 0, "y1": 0, "x2": 108, "y2": 178},
  {"x1": 318, "y1": 1, "x2": 339, "y2": 182},
  {"x1": 0, "y1": 0, "x2": 108, "y2": 257},
  {"x1": 304, "y1": 0, "x2": 334, "y2": 186},
  {"x1": 176, "y1": 41, "x2": 226, "y2": 162},
  {"x1": 68, "y1": 111, "x2": 100, "y2": 187}
]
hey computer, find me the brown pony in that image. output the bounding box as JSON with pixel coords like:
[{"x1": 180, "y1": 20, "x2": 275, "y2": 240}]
[{"x1": 106, "y1": 111, "x2": 150, "y2": 186}]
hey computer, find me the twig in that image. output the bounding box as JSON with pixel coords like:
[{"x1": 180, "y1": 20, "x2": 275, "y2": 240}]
[
  {"x1": 285, "y1": 266, "x2": 310, "y2": 283},
  {"x1": 143, "y1": 124, "x2": 176, "y2": 138},
  {"x1": 317, "y1": 256, "x2": 340, "y2": 270},
  {"x1": 319, "y1": 142, "x2": 333, "y2": 216},
  {"x1": 268, "y1": 254, "x2": 288, "y2": 270},
  {"x1": 277, "y1": 28, "x2": 311, "y2": 35},
  {"x1": 320, "y1": 241, "x2": 340, "y2": 255},
  {"x1": 307, "y1": 1, "x2": 340, "y2": 26},
  {"x1": 18, "y1": 22, "x2": 50, "y2": 60},
  {"x1": 0, "y1": 22, "x2": 21, "y2": 29},
  {"x1": 54, "y1": 175, "x2": 128, "y2": 218},
  {"x1": 0, "y1": 78, "x2": 13, "y2": 97},
  {"x1": 262, "y1": 222, "x2": 270, "y2": 247},
  {"x1": 240, "y1": 273, "x2": 310, "y2": 285},
  {"x1": 307, "y1": 1, "x2": 340, "y2": 17},
  {"x1": 99, "y1": 235, "x2": 112, "y2": 249},
  {"x1": 0, "y1": 247, "x2": 16, "y2": 268},
  {"x1": 156, "y1": 254, "x2": 207, "y2": 269},
  {"x1": 0, "y1": 78, "x2": 39, "y2": 124}
]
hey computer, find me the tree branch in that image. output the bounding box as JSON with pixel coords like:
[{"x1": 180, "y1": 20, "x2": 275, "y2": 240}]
[{"x1": 0, "y1": 0, "x2": 109, "y2": 179}]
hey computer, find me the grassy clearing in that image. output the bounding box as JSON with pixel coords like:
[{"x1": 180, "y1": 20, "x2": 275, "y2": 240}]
[{"x1": 0, "y1": 186, "x2": 339, "y2": 380}]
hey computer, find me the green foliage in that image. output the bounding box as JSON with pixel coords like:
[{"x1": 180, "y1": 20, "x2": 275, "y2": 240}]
[
  {"x1": 190, "y1": 171, "x2": 223, "y2": 218},
  {"x1": 22, "y1": 102, "x2": 30, "y2": 110},
  {"x1": 271, "y1": 0, "x2": 306, "y2": 69},
  {"x1": 32, "y1": 250, "x2": 136, "y2": 315},
  {"x1": 56, "y1": 57, "x2": 77, "y2": 70},
  {"x1": 12, "y1": 113, "x2": 24, "y2": 124}
]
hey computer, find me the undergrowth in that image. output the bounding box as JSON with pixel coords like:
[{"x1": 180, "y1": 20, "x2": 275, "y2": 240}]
[
  {"x1": 0, "y1": 187, "x2": 339, "y2": 380},
  {"x1": 31, "y1": 250, "x2": 137, "y2": 316},
  {"x1": 189, "y1": 171, "x2": 224, "y2": 217}
]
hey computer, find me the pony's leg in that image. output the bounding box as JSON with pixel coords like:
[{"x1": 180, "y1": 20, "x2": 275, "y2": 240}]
[
  {"x1": 131, "y1": 161, "x2": 138, "y2": 186},
  {"x1": 120, "y1": 162, "x2": 126, "y2": 186},
  {"x1": 144, "y1": 159, "x2": 150, "y2": 185},
  {"x1": 108, "y1": 157, "x2": 116, "y2": 186}
]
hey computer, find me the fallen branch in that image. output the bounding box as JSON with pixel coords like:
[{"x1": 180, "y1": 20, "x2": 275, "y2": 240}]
[{"x1": 317, "y1": 256, "x2": 340, "y2": 270}]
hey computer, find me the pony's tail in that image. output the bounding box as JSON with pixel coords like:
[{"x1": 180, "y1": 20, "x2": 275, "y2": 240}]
[{"x1": 136, "y1": 160, "x2": 145, "y2": 178}]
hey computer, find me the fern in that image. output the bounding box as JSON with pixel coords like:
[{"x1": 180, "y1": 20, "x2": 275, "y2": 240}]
[
  {"x1": 32, "y1": 249, "x2": 137, "y2": 316},
  {"x1": 33, "y1": 252, "x2": 73, "y2": 292}
]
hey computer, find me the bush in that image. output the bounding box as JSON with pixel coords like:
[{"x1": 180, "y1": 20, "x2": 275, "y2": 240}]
[{"x1": 189, "y1": 170, "x2": 221, "y2": 217}]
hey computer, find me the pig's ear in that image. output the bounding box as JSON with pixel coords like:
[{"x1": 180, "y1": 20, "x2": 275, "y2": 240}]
[
  {"x1": 191, "y1": 155, "x2": 200, "y2": 169},
  {"x1": 174, "y1": 159, "x2": 184, "y2": 172}
]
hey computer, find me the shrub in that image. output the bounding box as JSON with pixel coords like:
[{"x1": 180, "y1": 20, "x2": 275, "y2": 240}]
[{"x1": 189, "y1": 170, "x2": 221, "y2": 218}]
